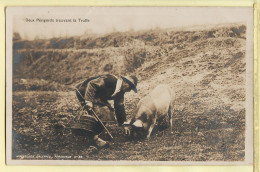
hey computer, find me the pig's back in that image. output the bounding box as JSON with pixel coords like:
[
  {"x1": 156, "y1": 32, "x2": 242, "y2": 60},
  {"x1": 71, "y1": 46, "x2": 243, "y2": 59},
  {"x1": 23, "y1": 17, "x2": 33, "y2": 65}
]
[
  {"x1": 136, "y1": 96, "x2": 156, "y2": 118},
  {"x1": 150, "y1": 84, "x2": 173, "y2": 116}
]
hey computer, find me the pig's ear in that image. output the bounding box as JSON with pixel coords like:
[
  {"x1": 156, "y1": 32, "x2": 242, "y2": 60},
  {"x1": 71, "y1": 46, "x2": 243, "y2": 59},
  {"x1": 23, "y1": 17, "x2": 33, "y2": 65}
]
[
  {"x1": 132, "y1": 120, "x2": 143, "y2": 128},
  {"x1": 123, "y1": 120, "x2": 131, "y2": 126}
]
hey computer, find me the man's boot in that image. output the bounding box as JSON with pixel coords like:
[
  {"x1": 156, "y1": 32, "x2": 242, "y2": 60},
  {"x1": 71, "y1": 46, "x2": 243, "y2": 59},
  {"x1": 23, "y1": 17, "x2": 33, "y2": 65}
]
[{"x1": 93, "y1": 135, "x2": 109, "y2": 148}]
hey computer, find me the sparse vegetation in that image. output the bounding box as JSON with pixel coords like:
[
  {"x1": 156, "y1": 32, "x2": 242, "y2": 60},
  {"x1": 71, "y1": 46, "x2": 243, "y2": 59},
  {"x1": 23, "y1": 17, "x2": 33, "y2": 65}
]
[{"x1": 12, "y1": 24, "x2": 246, "y2": 161}]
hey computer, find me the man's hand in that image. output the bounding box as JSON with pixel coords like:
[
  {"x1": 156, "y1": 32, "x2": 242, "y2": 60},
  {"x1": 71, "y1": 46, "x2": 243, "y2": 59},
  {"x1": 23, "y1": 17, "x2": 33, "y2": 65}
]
[
  {"x1": 124, "y1": 126, "x2": 131, "y2": 136},
  {"x1": 123, "y1": 121, "x2": 131, "y2": 136},
  {"x1": 85, "y1": 101, "x2": 93, "y2": 111}
]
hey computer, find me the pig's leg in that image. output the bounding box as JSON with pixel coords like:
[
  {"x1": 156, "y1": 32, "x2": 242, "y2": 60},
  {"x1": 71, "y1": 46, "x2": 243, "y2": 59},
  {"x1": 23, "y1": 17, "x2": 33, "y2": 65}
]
[
  {"x1": 168, "y1": 105, "x2": 173, "y2": 133},
  {"x1": 146, "y1": 118, "x2": 156, "y2": 140}
]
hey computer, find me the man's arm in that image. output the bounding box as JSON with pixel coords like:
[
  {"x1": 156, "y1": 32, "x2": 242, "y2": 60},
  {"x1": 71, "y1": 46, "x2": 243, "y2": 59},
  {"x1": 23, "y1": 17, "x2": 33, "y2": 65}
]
[
  {"x1": 83, "y1": 78, "x2": 105, "y2": 111},
  {"x1": 84, "y1": 78, "x2": 104, "y2": 101},
  {"x1": 114, "y1": 92, "x2": 127, "y2": 126}
]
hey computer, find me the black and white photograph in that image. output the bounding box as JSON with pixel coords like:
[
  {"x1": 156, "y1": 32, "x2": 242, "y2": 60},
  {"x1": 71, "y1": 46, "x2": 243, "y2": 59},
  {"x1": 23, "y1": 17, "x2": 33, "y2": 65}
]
[{"x1": 6, "y1": 7, "x2": 253, "y2": 165}]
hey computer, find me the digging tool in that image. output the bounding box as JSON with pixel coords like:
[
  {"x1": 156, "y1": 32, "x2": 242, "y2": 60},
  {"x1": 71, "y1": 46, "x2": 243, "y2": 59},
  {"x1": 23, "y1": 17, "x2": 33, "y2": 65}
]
[{"x1": 75, "y1": 89, "x2": 114, "y2": 139}]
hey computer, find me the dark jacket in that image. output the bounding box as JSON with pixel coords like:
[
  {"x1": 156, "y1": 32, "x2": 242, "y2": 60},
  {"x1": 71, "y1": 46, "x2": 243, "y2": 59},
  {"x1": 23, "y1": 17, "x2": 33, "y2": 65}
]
[{"x1": 76, "y1": 74, "x2": 127, "y2": 125}]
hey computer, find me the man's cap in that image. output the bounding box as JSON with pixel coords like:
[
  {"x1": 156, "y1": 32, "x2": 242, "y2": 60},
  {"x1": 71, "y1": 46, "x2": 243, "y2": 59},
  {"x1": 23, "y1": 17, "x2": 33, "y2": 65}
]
[{"x1": 120, "y1": 75, "x2": 138, "y2": 93}]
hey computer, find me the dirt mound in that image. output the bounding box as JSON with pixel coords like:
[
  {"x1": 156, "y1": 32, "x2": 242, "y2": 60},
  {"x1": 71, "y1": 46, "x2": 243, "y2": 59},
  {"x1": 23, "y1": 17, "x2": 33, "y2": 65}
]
[{"x1": 13, "y1": 23, "x2": 245, "y2": 87}]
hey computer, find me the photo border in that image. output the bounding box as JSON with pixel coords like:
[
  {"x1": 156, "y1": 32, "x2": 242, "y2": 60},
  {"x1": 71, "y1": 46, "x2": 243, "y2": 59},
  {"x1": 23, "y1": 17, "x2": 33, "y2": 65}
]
[{"x1": 0, "y1": 0, "x2": 258, "y2": 172}]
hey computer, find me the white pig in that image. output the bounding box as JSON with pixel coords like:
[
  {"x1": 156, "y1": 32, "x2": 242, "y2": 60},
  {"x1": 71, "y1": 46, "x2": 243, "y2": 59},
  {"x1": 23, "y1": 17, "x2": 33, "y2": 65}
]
[{"x1": 124, "y1": 84, "x2": 174, "y2": 139}]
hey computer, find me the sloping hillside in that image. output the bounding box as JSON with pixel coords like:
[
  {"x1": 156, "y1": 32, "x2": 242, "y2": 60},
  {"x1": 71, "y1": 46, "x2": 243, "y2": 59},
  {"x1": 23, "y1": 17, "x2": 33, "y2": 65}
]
[
  {"x1": 13, "y1": 24, "x2": 246, "y2": 89},
  {"x1": 12, "y1": 23, "x2": 247, "y2": 161}
]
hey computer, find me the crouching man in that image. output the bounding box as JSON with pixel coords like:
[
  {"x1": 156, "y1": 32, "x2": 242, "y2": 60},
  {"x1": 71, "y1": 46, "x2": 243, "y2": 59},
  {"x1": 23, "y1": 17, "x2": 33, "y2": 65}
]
[{"x1": 72, "y1": 74, "x2": 138, "y2": 149}]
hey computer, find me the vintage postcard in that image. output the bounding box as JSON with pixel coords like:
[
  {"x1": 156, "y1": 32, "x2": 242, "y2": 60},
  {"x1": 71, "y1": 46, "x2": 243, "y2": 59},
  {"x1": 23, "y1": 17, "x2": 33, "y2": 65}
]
[{"x1": 6, "y1": 7, "x2": 253, "y2": 165}]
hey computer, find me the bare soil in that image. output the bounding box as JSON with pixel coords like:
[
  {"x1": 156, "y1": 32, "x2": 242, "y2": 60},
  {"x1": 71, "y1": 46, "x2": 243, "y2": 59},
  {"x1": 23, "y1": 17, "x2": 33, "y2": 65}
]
[{"x1": 12, "y1": 24, "x2": 246, "y2": 161}]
